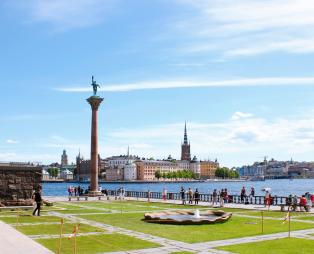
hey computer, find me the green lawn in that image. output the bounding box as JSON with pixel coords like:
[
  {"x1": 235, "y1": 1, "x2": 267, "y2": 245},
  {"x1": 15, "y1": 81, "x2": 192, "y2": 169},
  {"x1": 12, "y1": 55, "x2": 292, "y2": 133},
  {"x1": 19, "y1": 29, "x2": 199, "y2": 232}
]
[
  {"x1": 64, "y1": 201, "x2": 182, "y2": 211},
  {"x1": 0, "y1": 215, "x2": 62, "y2": 224},
  {"x1": 15, "y1": 223, "x2": 104, "y2": 235},
  {"x1": 37, "y1": 233, "x2": 160, "y2": 254},
  {"x1": 237, "y1": 210, "x2": 311, "y2": 218},
  {"x1": 293, "y1": 215, "x2": 314, "y2": 221},
  {"x1": 170, "y1": 252, "x2": 194, "y2": 254},
  {"x1": 78, "y1": 212, "x2": 314, "y2": 243},
  {"x1": 217, "y1": 237, "x2": 314, "y2": 254}
]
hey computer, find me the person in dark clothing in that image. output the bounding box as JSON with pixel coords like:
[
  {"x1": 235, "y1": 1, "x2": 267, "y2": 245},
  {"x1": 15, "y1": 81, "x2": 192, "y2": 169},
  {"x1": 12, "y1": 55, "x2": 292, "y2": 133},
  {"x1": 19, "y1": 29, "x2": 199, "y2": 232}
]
[
  {"x1": 194, "y1": 188, "x2": 200, "y2": 205},
  {"x1": 180, "y1": 187, "x2": 186, "y2": 205},
  {"x1": 32, "y1": 188, "x2": 42, "y2": 216}
]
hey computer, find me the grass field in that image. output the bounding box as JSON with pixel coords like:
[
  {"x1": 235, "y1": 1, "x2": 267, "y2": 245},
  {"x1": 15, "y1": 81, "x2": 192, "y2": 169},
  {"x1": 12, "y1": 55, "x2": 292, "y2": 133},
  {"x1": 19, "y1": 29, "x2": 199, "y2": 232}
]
[
  {"x1": 217, "y1": 237, "x2": 314, "y2": 254},
  {"x1": 16, "y1": 223, "x2": 105, "y2": 235},
  {"x1": 1, "y1": 200, "x2": 314, "y2": 253},
  {"x1": 37, "y1": 233, "x2": 160, "y2": 254},
  {"x1": 79, "y1": 212, "x2": 314, "y2": 243}
]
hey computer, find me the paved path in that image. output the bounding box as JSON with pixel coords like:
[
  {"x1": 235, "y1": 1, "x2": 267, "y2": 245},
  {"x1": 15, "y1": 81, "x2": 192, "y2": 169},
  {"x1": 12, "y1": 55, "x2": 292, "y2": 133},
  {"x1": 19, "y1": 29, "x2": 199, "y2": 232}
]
[{"x1": 0, "y1": 221, "x2": 53, "y2": 254}]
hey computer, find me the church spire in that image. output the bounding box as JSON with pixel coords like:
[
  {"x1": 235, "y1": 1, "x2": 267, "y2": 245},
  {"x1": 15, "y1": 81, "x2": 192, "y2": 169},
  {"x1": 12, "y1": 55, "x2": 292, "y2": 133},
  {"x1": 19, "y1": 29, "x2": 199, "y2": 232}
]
[
  {"x1": 184, "y1": 121, "x2": 188, "y2": 144},
  {"x1": 181, "y1": 121, "x2": 191, "y2": 161}
]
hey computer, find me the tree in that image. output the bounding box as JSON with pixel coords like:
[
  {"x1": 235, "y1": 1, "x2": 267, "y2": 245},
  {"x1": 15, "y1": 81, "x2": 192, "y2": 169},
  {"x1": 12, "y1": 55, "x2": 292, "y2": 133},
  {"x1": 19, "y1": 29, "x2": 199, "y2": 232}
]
[
  {"x1": 155, "y1": 170, "x2": 161, "y2": 180},
  {"x1": 47, "y1": 168, "x2": 59, "y2": 178},
  {"x1": 215, "y1": 167, "x2": 239, "y2": 179}
]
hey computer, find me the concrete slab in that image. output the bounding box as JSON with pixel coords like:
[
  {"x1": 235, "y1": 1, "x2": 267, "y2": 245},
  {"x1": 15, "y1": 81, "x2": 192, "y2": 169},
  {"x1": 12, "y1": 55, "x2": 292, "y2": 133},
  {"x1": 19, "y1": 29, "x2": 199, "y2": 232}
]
[{"x1": 0, "y1": 221, "x2": 53, "y2": 254}]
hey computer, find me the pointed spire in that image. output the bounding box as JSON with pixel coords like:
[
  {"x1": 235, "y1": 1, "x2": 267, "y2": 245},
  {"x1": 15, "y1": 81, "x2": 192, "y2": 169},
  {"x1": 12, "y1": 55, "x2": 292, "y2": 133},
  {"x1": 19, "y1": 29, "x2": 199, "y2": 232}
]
[{"x1": 184, "y1": 121, "x2": 188, "y2": 144}]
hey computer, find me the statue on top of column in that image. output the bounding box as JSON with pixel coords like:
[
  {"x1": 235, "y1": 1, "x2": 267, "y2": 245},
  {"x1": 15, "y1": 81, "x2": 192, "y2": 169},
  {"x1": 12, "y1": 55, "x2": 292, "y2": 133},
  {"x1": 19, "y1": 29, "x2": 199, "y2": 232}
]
[{"x1": 91, "y1": 76, "x2": 100, "y2": 96}]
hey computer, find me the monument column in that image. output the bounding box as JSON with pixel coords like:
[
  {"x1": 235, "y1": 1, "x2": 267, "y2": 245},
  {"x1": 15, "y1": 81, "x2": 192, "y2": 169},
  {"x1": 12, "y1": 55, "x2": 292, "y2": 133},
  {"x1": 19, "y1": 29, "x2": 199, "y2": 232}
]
[{"x1": 87, "y1": 77, "x2": 103, "y2": 196}]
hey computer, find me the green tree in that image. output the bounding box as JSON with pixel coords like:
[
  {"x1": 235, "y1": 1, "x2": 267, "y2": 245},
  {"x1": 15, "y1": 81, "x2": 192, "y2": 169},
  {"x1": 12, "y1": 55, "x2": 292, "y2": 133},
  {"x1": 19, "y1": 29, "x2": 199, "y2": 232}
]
[
  {"x1": 215, "y1": 167, "x2": 239, "y2": 179},
  {"x1": 155, "y1": 170, "x2": 161, "y2": 180},
  {"x1": 47, "y1": 168, "x2": 59, "y2": 178}
]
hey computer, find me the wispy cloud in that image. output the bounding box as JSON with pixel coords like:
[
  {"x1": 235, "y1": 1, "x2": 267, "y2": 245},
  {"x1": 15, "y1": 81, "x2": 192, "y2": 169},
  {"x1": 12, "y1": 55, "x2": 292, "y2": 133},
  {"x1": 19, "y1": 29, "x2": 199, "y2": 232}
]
[
  {"x1": 10, "y1": 0, "x2": 116, "y2": 30},
  {"x1": 231, "y1": 112, "x2": 254, "y2": 121},
  {"x1": 56, "y1": 77, "x2": 314, "y2": 92},
  {"x1": 6, "y1": 139, "x2": 19, "y2": 144},
  {"x1": 176, "y1": 0, "x2": 314, "y2": 58}
]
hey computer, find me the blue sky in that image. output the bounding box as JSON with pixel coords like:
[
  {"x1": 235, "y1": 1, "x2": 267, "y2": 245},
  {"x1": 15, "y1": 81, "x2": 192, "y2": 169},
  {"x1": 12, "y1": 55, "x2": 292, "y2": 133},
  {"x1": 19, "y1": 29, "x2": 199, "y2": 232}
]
[{"x1": 2, "y1": 0, "x2": 314, "y2": 167}]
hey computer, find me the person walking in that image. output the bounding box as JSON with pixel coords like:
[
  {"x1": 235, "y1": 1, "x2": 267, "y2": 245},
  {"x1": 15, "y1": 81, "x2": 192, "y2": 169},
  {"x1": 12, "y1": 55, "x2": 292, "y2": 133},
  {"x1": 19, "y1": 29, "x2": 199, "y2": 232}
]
[
  {"x1": 219, "y1": 189, "x2": 225, "y2": 207},
  {"x1": 212, "y1": 189, "x2": 218, "y2": 206},
  {"x1": 188, "y1": 188, "x2": 193, "y2": 204},
  {"x1": 194, "y1": 188, "x2": 200, "y2": 205},
  {"x1": 32, "y1": 188, "x2": 42, "y2": 216},
  {"x1": 180, "y1": 187, "x2": 186, "y2": 205},
  {"x1": 250, "y1": 187, "x2": 255, "y2": 197},
  {"x1": 240, "y1": 186, "x2": 246, "y2": 203},
  {"x1": 162, "y1": 188, "x2": 167, "y2": 201},
  {"x1": 224, "y1": 188, "x2": 229, "y2": 203}
]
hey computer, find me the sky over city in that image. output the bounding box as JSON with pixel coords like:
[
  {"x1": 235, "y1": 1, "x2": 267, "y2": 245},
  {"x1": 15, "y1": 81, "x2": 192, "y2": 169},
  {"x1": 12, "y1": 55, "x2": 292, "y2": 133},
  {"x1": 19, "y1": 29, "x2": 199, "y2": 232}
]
[{"x1": 2, "y1": 0, "x2": 314, "y2": 167}]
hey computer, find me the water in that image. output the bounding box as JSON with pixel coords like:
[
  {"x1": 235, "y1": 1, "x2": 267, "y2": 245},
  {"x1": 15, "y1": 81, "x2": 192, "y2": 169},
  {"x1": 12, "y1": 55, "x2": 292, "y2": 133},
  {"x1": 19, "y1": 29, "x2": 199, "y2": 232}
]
[{"x1": 42, "y1": 179, "x2": 314, "y2": 197}]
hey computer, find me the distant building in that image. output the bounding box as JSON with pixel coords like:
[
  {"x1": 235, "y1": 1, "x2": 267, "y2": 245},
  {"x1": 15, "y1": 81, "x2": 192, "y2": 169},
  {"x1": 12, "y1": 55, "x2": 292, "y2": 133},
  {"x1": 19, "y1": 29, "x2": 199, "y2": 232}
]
[
  {"x1": 237, "y1": 163, "x2": 266, "y2": 177},
  {"x1": 124, "y1": 160, "x2": 137, "y2": 181},
  {"x1": 61, "y1": 150, "x2": 68, "y2": 167},
  {"x1": 60, "y1": 169, "x2": 74, "y2": 180},
  {"x1": 42, "y1": 169, "x2": 50, "y2": 180},
  {"x1": 200, "y1": 160, "x2": 219, "y2": 179},
  {"x1": 136, "y1": 159, "x2": 187, "y2": 181},
  {"x1": 106, "y1": 148, "x2": 138, "y2": 181},
  {"x1": 190, "y1": 156, "x2": 201, "y2": 177},
  {"x1": 181, "y1": 122, "x2": 191, "y2": 161}
]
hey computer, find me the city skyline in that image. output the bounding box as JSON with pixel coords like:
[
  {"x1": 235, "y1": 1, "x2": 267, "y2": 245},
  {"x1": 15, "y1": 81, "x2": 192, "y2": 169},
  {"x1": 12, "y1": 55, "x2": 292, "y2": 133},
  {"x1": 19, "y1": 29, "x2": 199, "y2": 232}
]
[{"x1": 2, "y1": 1, "x2": 314, "y2": 167}]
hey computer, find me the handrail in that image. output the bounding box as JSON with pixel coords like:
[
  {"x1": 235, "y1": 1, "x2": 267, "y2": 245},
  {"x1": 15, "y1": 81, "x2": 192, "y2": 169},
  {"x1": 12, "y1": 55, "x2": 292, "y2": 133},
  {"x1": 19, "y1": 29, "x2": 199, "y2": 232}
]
[{"x1": 106, "y1": 190, "x2": 293, "y2": 205}]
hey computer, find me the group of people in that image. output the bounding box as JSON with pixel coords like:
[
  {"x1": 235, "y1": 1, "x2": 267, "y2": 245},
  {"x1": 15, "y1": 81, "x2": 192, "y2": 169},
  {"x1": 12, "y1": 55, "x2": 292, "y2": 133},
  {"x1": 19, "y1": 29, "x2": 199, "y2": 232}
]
[
  {"x1": 212, "y1": 188, "x2": 229, "y2": 207},
  {"x1": 179, "y1": 187, "x2": 200, "y2": 205},
  {"x1": 286, "y1": 192, "x2": 314, "y2": 212},
  {"x1": 115, "y1": 187, "x2": 125, "y2": 200},
  {"x1": 67, "y1": 185, "x2": 87, "y2": 196}
]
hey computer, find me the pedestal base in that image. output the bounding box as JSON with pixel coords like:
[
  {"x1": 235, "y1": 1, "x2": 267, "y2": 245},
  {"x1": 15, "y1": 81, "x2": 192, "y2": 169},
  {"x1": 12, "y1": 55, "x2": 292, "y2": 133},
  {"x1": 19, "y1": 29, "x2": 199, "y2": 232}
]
[{"x1": 88, "y1": 191, "x2": 103, "y2": 197}]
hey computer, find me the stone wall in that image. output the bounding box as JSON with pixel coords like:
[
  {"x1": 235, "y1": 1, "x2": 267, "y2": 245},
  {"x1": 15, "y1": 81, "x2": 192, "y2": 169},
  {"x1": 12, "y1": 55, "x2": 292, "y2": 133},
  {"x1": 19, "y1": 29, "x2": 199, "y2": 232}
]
[{"x1": 0, "y1": 163, "x2": 42, "y2": 201}]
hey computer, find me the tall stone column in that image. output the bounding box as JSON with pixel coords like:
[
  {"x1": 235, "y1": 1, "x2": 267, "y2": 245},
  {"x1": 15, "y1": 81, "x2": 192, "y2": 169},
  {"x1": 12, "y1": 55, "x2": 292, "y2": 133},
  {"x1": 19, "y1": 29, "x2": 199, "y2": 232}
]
[{"x1": 87, "y1": 96, "x2": 103, "y2": 196}]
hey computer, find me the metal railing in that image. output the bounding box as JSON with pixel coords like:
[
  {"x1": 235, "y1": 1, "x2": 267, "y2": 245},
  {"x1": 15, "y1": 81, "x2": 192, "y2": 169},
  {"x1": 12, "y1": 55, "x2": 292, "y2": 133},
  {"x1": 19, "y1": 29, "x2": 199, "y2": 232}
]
[{"x1": 107, "y1": 190, "x2": 289, "y2": 206}]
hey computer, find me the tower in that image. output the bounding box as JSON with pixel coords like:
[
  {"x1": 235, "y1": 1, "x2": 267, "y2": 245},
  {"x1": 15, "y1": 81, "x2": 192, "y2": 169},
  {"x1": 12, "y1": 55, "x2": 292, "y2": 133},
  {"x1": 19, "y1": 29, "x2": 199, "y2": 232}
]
[
  {"x1": 87, "y1": 76, "x2": 103, "y2": 196},
  {"x1": 181, "y1": 121, "x2": 191, "y2": 161},
  {"x1": 61, "y1": 150, "x2": 68, "y2": 167}
]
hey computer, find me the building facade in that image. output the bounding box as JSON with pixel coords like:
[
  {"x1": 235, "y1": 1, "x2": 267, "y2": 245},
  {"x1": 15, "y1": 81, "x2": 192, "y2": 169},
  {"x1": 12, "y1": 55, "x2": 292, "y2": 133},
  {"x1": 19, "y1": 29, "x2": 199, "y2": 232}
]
[{"x1": 200, "y1": 160, "x2": 219, "y2": 179}]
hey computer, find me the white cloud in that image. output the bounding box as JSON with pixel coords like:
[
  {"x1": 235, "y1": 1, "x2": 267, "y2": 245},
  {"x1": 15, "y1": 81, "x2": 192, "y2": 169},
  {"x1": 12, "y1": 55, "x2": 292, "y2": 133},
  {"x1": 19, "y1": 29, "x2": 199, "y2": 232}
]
[
  {"x1": 231, "y1": 112, "x2": 254, "y2": 121},
  {"x1": 177, "y1": 0, "x2": 314, "y2": 57},
  {"x1": 102, "y1": 113, "x2": 314, "y2": 166},
  {"x1": 56, "y1": 76, "x2": 314, "y2": 92},
  {"x1": 6, "y1": 139, "x2": 19, "y2": 144},
  {"x1": 10, "y1": 0, "x2": 116, "y2": 30}
]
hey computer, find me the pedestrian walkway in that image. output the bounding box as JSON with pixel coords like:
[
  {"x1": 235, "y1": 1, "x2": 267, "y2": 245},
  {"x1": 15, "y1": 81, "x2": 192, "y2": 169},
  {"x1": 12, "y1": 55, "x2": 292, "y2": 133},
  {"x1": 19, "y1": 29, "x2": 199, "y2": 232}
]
[{"x1": 0, "y1": 221, "x2": 53, "y2": 254}]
